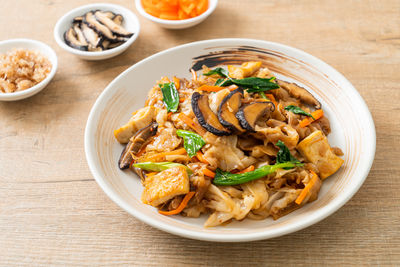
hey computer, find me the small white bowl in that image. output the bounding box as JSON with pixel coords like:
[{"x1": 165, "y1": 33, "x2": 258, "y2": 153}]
[
  {"x1": 135, "y1": 0, "x2": 218, "y2": 29},
  {"x1": 0, "y1": 39, "x2": 58, "y2": 101},
  {"x1": 54, "y1": 3, "x2": 140, "y2": 61}
]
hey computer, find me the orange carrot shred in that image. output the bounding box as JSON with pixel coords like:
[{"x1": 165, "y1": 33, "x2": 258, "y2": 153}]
[
  {"x1": 158, "y1": 192, "x2": 195, "y2": 215},
  {"x1": 136, "y1": 145, "x2": 147, "y2": 158},
  {"x1": 265, "y1": 93, "x2": 278, "y2": 107},
  {"x1": 167, "y1": 112, "x2": 172, "y2": 119},
  {"x1": 196, "y1": 151, "x2": 209, "y2": 164},
  {"x1": 173, "y1": 76, "x2": 180, "y2": 90},
  {"x1": 295, "y1": 170, "x2": 319, "y2": 205},
  {"x1": 236, "y1": 165, "x2": 255, "y2": 174},
  {"x1": 144, "y1": 147, "x2": 187, "y2": 161},
  {"x1": 142, "y1": 0, "x2": 208, "y2": 20},
  {"x1": 159, "y1": 12, "x2": 179, "y2": 20},
  {"x1": 202, "y1": 168, "x2": 215, "y2": 178},
  {"x1": 197, "y1": 84, "x2": 225, "y2": 92},
  {"x1": 178, "y1": 113, "x2": 206, "y2": 135},
  {"x1": 179, "y1": 98, "x2": 185, "y2": 103},
  {"x1": 129, "y1": 159, "x2": 135, "y2": 168},
  {"x1": 299, "y1": 109, "x2": 324, "y2": 128}
]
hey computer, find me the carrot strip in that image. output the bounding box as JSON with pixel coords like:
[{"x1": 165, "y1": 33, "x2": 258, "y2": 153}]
[
  {"x1": 160, "y1": 12, "x2": 179, "y2": 20},
  {"x1": 178, "y1": 9, "x2": 190, "y2": 19},
  {"x1": 179, "y1": 98, "x2": 185, "y2": 103},
  {"x1": 202, "y1": 168, "x2": 215, "y2": 178},
  {"x1": 145, "y1": 147, "x2": 187, "y2": 161},
  {"x1": 265, "y1": 93, "x2": 278, "y2": 107},
  {"x1": 142, "y1": 0, "x2": 207, "y2": 20},
  {"x1": 196, "y1": 0, "x2": 208, "y2": 13},
  {"x1": 136, "y1": 145, "x2": 147, "y2": 157},
  {"x1": 129, "y1": 159, "x2": 135, "y2": 168},
  {"x1": 178, "y1": 113, "x2": 206, "y2": 135},
  {"x1": 143, "y1": 7, "x2": 161, "y2": 17},
  {"x1": 299, "y1": 109, "x2": 324, "y2": 128},
  {"x1": 295, "y1": 170, "x2": 319, "y2": 205},
  {"x1": 236, "y1": 165, "x2": 255, "y2": 174},
  {"x1": 158, "y1": 191, "x2": 195, "y2": 215},
  {"x1": 196, "y1": 151, "x2": 209, "y2": 164},
  {"x1": 191, "y1": 68, "x2": 197, "y2": 81},
  {"x1": 173, "y1": 76, "x2": 180, "y2": 90},
  {"x1": 167, "y1": 112, "x2": 172, "y2": 119},
  {"x1": 197, "y1": 84, "x2": 225, "y2": 92}
]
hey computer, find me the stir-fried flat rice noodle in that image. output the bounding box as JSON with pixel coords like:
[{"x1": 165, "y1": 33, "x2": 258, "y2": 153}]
[{"x1": 114, "y1": 61, "x2": 344, "y2": 227}]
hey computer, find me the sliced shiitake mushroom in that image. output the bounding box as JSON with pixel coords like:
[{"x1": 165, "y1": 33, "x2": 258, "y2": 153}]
[
  {"x1": 102, "y1": 10, "x2": 116, "y2": 19},
  {"x1": 101, "y1": 39, "x2": 110, "y2": 50},
  {"x1": 217, "y1": 88, "x2": 245, "y2": 132},
  {"x1": 113, "y1": 14, "x2": 123, "y2": 25},
  {"x1": 73, "y1": 16, "x2": 83, "y2": 23},
  {"x1": 64, "y1": 27, "x2": 88, "y2": 51},
  {"x1": 80, "y1": 23, "x2": 102, "y2": 50},
  {"x1": 236, "y1": 102, "x2": 275, "y2": 132},
  {"x1": 118, "y1": 122, "x2": 158, "y2": 169},
  {"x1": 277, "y1": 79, "x2": 321, "y2": 109},
  {"x1": 83, "y1": 11, "x2": 116, "y2": 41},
  {"x1": 65, "y1": 11, "x2": 132, "y2": 51},
  {"x1": 192, "y1": 92, "x2": 231, "y2": 136},
  {"x1": 72, "y1": 23, "x2": 87, "y2": 44},
  {"x1": 94, "y1": 10, "x2": 133, "y2": 38}
]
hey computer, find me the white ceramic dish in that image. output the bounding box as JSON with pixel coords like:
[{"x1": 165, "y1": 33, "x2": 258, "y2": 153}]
[
  {"x1": 0, "y1": 39, "x2": 58, "y2": 101},
  {"x1": 54, "y1": 3, "x2": 140, "y2": 61},
  {"x1": 84, "y1": 38, "x2": 376, "y2": 242},
  {"x1": 135, "y1": 0, "x2": 218, "y2": 29}
]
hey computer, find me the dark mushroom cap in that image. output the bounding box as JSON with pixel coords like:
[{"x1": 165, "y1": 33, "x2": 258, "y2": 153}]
[
  {"x1": 217, "y1": 88, "x2": 246, "y2": 132},
  {"x1": 236, "y1": 101, "x2": 275, "y2": 132},
  {"x1": 191, "y1": 92, "x2": 231, "y2": 136}
]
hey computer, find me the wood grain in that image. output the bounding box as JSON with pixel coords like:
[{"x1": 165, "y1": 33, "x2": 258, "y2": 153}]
[{"x1": 0, "y1": 0, "x2": 399, "y2": 266}]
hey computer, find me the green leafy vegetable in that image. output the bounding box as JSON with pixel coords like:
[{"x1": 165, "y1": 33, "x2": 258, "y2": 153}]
[
  {"x1": 176, "y1": 130, "x2": 206, "y2": 157},
  {"x1": 213, "y1": 162, "x2": 301, "y2": 186},
  {"x1": 205, "y1": 67, "x2": 279, "y2": 93},
  {"x1": 204, "y1": 67, "x2": 229, "y2": 78},
  {"x1": 212, "y1": 140, "x2": 303, "y2": 186},
  {"x1": 231, "y1": 77, "x2": 280, "y2": 93},
  {"x1": 275, "y1": 140, "x2": 302, "y2": 165},
  {"x1": 284, "y1": 105, "x2": 315, "y2": 119},
  {"x1": 214, "y1": 78, "x2": 231, "y2": 86},
  {"x1": 133, "y1": 162, "x2": 192, "y2": 175},
  {"x1": 159, "y1": 82, "x2": 179, "y2": 112}
]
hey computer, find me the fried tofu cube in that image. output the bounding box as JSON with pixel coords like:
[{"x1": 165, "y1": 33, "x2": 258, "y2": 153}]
[
  {"x1": 228, "y1": 61, "x2": 262, "y2": 79},
  {"x1": 114, "y1": 106, "x2": 156, "y2": 144},
  {"x1": 241, "y1": 61, "x2": 262, "y2": 76},
  {"x1": 297, "y1": 130, "x2": 344, "y2": 179},
  {"x1": 141, "y1": 166, "x2": 189, "y2": 207}
]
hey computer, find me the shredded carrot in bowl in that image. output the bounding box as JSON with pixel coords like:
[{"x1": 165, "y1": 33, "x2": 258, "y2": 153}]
[{"x1": 142, "y1": 0, "x2": 209, "y2": 20}]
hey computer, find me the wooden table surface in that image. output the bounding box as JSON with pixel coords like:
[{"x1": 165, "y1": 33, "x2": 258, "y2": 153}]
[{"x1": 1, "y1": 0, "x2": 399, "y2": 266}]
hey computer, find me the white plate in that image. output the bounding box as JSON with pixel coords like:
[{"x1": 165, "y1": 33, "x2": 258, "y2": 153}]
[{"x1": 84, "y1": 38, "x2": 376, "y2": 242}]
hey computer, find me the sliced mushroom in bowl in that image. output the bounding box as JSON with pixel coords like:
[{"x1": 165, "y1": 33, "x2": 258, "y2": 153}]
[
  {"x1": 64, "y1": 10, "x2": 133, "y2": 52},
  {"x1": 54, "y1": 3, "x2": 140, "y2": 60}
]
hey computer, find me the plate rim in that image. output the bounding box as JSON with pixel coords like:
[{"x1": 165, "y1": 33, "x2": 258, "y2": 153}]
[{"x1": 84, "y1": 38, "x2": 376, "y2": 242}]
